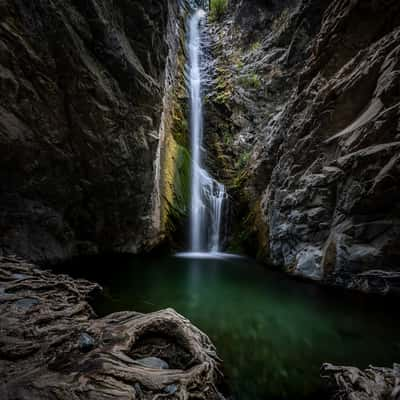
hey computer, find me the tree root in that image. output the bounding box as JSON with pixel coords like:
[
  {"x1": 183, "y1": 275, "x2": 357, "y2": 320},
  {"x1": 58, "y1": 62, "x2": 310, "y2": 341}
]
[
  {"x1": 322, "y1": 363, "x2": 400, "y2": 400},
  {"x1": 0, "y1": 256, "x2": 227, "y2": 400}
]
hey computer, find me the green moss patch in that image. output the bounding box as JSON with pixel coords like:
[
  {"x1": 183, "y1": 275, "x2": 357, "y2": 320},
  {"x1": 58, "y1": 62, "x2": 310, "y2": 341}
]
[{"x1": 209, "y1": 0, "x2": 229, "y2": 22}]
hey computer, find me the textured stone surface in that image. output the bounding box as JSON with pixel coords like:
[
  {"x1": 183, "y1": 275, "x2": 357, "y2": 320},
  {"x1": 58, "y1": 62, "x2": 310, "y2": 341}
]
[
  {"x1": 322, "y1": 363, "x2": 400, "y2": 400},
  {"x1": 205, "y1": 0, "x2": 330, "y2": 252},
  {"x1": 0, "y1": 0, "x2": 182, "y2": 262},
  {"x1": 262, "y1": 0, "x2": 400, "y2": 292},
  {"x1": 207, "y1": 0, "x2": 400, "y2": 292},
  {"x1": 0, "y1": 256, "x2": 226, "y2": 400}
]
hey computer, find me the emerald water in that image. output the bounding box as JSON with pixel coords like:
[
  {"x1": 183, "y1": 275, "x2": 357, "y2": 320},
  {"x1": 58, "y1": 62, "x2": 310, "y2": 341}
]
[{"x1": 60, "y1": 254, "x2": 400, "y2": 400}]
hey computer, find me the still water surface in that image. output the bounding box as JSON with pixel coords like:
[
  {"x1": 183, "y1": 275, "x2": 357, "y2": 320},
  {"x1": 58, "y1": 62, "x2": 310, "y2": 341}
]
[{"x1": 59, "y1": 253, "x2": 400, "y2": 400}]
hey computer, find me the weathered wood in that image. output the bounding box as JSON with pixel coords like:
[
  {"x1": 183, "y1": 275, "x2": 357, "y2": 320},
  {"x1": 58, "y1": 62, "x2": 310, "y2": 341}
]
[
  {"x1": 322, "y1": 363, "x2": 400, "y2": 400},
  {"x1": 0, "y1": 256, "x2": 226, "y2": 400}
]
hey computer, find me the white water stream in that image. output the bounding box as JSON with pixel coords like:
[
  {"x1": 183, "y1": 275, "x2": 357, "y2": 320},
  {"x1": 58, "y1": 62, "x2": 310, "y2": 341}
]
[{"x1": 188, "y1": 10, "x2": 226, "y2": 253}]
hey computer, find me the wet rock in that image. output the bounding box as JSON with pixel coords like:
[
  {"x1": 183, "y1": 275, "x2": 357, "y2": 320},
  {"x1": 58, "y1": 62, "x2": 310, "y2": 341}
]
[
  {"x1": 205, "y1": 0, "x2": 333, "y2": 254},
  {"x1": 164, "y1": 384, "x2": 178, "y2": 394},
  {"x1": 134, "y1": 356, "x2": 169, "y2": 370},
  {"x1": 78, "y1": 332, "x2": 95, "y2": 353},
  {"x1": 294, "y1": 247, "x2": 322, "y2": 280},
  {"x1": 15, "y1": 298, "x2": 39, "y2": 311},
  {"x1": 208, "y1": 0, "x2": 400, "y2": 292}
]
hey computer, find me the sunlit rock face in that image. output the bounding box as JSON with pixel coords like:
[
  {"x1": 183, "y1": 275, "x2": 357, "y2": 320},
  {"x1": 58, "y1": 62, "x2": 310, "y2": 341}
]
[
  {"x1": 0, "y1": 0, "x2": 180, "y2": 262},
  {"x1": 207, "y1": 0, "x2": 400, "y2": 292}
]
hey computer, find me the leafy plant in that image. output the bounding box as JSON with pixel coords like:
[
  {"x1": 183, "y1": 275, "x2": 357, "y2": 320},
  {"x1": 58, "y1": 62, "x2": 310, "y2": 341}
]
[
  {"x1": 235, "y1": 60, "x2": 244, "y2": 70},
  {"x1": 209, "y1": 0, "x2": 228, "y2": 21},
  {"x1": 250, "y1": 41, "x2": 262, "y2": 51},
  {"x1": 238, "y1": 73, "x2": 262, "y2": 89},
  {"x1": 236, "y1": 151, "x2": 251, "y2": 170},
  {"x1": 223, "y1": 131, "x2": 233, "y2": 145}
]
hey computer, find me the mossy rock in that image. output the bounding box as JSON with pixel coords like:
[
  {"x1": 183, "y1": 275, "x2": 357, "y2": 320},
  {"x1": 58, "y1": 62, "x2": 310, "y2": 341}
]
[{"x1": 161, "y1": 134, "x2": 191, "y2": 236}]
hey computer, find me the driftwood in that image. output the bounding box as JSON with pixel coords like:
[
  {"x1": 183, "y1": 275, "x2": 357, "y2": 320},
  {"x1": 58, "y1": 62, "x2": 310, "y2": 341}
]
[
  {"x1": 0, "y1": 256, "x2": 226, "y2": 400},
  {"x1": 322, "y1": 363, "x2": 400, "y2": 400}
]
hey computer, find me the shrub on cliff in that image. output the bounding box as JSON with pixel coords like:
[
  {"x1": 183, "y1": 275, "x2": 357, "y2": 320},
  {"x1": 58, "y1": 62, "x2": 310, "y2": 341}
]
[{"x1": 210, "y1": 0, "x2": 228, "y2": 21}]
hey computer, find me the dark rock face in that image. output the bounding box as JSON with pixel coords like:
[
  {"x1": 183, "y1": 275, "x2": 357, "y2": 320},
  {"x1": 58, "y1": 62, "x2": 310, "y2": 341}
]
[
  {"x1": 208, "y1": 0, "x2": 400, "y2": 293},
  {"x1": 262, "y1": 0, "x2": 400, "y2": 292},
  {"x1": 205, "y1": 0, "x2": 331, "y2": 252},
  {"x1": 0, "y1": 0, "x2": 179, "y2": 262},
  {"x1": 0, "y1": 256, "x2": 226, "y2": 400}
]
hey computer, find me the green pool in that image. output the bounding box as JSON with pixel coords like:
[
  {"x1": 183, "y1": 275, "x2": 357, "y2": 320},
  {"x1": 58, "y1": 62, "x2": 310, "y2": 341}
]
[{"x1": 58, "y1": 253, "x2": 400, "y2": 399}]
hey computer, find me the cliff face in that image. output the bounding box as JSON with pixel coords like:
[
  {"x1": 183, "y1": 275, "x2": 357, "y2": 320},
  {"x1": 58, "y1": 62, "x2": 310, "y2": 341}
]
[
  {"x1": 1, "y1": 0, "x2": 399, "y2": 291},
  {"x1": 208, "y1": 0, "x2": 400, "y2": 293},
  {"x1": 263, "y1": 0, "x2": 400, "y2": 293},
  {"x1": 0, "y1": 0, "x2": 182, "y2": 262}
]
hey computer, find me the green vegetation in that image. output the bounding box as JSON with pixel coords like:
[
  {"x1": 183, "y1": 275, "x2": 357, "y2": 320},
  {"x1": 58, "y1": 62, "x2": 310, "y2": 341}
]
[
  {"x1": 235, "y1": 150, "x2": 251, "y2": 170},
  {"x1": 161, "y1": 28, "x2": 191, "y2": 236},
  {"x1": 223, "y1": 130, "x2": 233, "y2": 145},
  {"x1": 213, "y1": 66, "x2": 233, "y2": 105},
  {"x1": 235, "y1": 60, "x2": 244, "y2": 70},
  {"x1": 171, "y1": 101, "x2": 189, "y2": 147},
  {"x1": 271, "y1": 8, "x2": 290, "y2": 33},
  {"x1": 162, "y1": 138, "x2": 191, "y2": 235},
  {"x1": 209, "y1": 0, "x2": 228, "y2": 22},
  {"x1": 238, "y1": 73, "x2": 262, "y2": 89},
  {"x1": 250, "y1": 41, "x2": 262, "y2": 51}
]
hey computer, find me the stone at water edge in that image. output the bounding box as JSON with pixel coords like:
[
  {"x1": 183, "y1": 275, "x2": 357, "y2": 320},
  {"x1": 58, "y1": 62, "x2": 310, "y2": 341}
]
[
  {"x1": 133, "y1": 357, "x2": 170, "y2": 369},
  {"x1": 78, "y1": 332, "x2": 95, "y2": 353}
]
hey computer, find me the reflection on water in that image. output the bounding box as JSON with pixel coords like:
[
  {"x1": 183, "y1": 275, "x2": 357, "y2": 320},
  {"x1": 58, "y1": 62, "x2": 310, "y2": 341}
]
[{"x1": 58, "y1": 254, "x2": 400, "y2": 400}]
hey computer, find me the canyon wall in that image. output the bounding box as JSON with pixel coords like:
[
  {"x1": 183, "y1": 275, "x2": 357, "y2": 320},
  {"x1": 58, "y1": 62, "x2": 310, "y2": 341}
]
[
  {"x1": 0, "y1": 0, "x2": 185, "y2": 262},
  {"x1": 207, "y1": 0, "x2": 400, "y2": 293},
  {"x1": 1, "y1": 0, "x2": 399, "y2": 292}
]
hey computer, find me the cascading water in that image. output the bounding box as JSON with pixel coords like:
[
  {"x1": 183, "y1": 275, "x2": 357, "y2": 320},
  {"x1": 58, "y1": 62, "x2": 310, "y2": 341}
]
[{"x1": 188, "y1": 9, "x2": 226, "y2": 253}]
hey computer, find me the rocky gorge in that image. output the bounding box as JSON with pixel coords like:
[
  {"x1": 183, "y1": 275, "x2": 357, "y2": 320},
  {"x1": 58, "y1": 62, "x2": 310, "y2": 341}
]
[
  {"x1": 204, "y1": 0, "x2": 400, "y2": 294},
  {"x1": 1, "y1": 0, "x2": 399, "y2": 291},
  {"x1": 0, "y1": 0, "x2": 400, "y2": 399}
]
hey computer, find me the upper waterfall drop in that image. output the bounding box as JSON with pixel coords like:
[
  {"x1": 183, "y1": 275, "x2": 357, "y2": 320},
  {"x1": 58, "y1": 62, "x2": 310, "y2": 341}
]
[{"x1": 188, "y1": 9, "x2": 226, "y2": 253}]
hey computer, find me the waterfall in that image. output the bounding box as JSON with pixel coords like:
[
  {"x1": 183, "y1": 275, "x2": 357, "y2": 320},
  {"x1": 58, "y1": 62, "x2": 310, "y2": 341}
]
[{"x1": 188, "y1": 9, "x2": 226, "y2": 253}]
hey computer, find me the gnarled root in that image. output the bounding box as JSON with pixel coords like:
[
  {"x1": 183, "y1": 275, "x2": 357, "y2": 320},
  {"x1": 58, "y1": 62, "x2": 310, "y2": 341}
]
[
  {"x1": 321, "y1": 363, "x2": 400, "y2": 400},
  {"x1": 0, "y1": 256, "x2": 226, "y2": 400}
]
